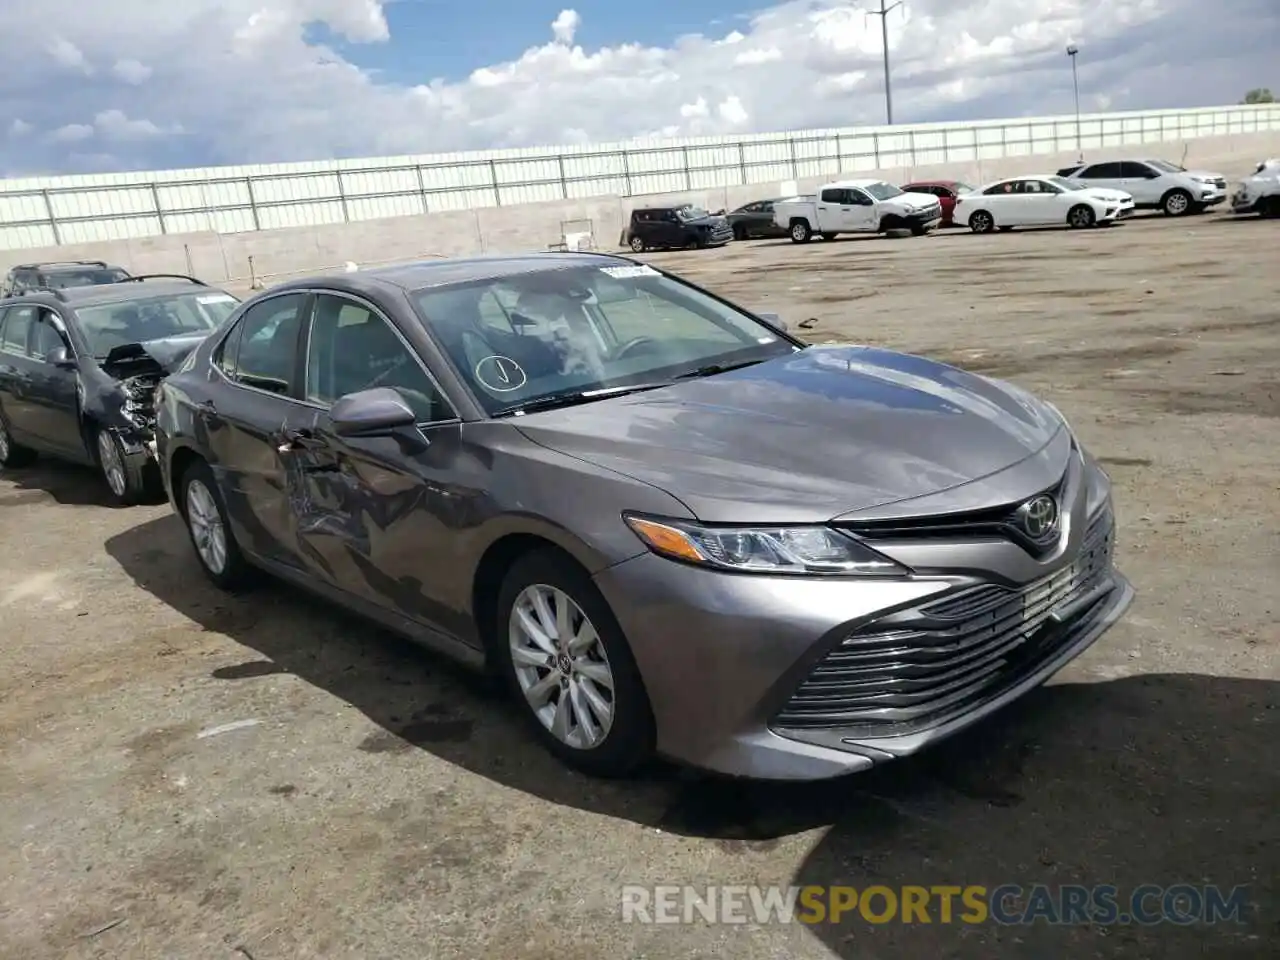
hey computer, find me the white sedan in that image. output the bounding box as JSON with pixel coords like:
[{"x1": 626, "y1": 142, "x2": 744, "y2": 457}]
[{"x1": 954, "y1": 175, "x2": 1135, "y2": 233}]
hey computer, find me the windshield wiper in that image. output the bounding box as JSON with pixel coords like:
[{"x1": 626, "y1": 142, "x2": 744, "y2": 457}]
[
  {"x1": 492, "y1": 382, "x2": 671, "y2": 417},
  {"x1": 674, "y1": 358, "x2": 767, "y2": 380}
]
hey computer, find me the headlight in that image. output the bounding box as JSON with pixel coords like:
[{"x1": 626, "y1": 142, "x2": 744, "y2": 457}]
[{"x1": 623, "y1": 514, "x2": 906, "y2": 575}]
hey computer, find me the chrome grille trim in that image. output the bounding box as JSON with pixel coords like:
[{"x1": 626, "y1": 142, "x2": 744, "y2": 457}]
[{"x1": 773, "y1": 507, "x2": 1115, "y2": 733}]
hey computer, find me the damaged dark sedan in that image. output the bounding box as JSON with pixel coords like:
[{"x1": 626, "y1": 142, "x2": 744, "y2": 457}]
[{"x1": 0, "y1": 275, "x2": 239, "y2": 503}]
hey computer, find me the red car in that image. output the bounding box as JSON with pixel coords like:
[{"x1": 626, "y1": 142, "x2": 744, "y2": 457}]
[{"x1": 900, "y1": 180, "x2": 976, "y2": 227}]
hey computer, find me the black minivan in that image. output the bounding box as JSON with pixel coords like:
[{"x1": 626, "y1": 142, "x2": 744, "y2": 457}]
[{"x1": 625, "y1": 205, "x2": 733, "y2": 252}]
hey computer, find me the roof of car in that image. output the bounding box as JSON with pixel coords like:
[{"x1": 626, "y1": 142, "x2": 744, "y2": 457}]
[
  {"x1": 11, "y1": 260, "x2": 125, "y2": 272},
  {"x1": 827, "y1": 178, "x2": 890, "y2": 188},
  {"x1": 0, "y1": 279, "x2": 234, "y2": 309},
  {"x1": 271, "y1": 252, "x2": 639, "y2": 295}
]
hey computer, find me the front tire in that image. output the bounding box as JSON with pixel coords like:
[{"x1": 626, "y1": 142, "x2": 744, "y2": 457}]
[
  {"x1": 628, "y1": 235, "x2": 646, "y2": 253},
  {"x1": 179, "y1": 459, "x2": 252, "y2": 590},
  {"x1": 969, "y1": 210, "x2": 995, "y2": 234},
  {"x1": 1162, "y1": 189, "x2": 1192, "y2": 217},
  {"x1": 732, "y1": 224, "x2": 747, "y2": 241},
  {"x1": 1068, "y1": 204, "x2": 1097, "y2": 229},
  {"x1": 94, "y1": 428, "x2": 157, "y2": 505},
  {"x1": 495, "y1": 549, "x2": 655, "y2": 777},
  {"x1": 0, "y1": 415, "x2": 36, "y2": 468}
]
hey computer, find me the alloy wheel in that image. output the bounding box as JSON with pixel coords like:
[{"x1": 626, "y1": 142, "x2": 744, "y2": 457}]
[
  {"x1": 186, "y1": 478, "x2": 228, "y2": 575},
  {"x1": 97, "y1": 431, "x2": 126, "y2": 497},
  {"x1": 1165, "y1": 192, "x2": 1189, "y2": 215},
  {"x1": 508, "y1": 583, "x2": 615, "y2": 750},
  {"x1": 0, "y1": 422, "x2": 9, "y2": 463}
]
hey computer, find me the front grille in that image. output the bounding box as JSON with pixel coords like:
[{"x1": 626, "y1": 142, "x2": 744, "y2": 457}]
[
  {"x1": 773, "y1": 508, "x2": 1115, "y2": 734},
  {"x1": 838, "y1": 472, "x2": 1069, "y2": 557}
]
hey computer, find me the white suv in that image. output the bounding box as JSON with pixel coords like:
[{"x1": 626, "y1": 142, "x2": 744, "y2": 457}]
[{"x1": 1060, "y1": 159, "x2": 1227, "y2": 216}]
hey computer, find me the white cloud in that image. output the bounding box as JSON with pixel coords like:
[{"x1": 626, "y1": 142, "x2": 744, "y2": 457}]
[
  {"x1": 50, "y1": 123, "x2": 94, "y2": 143},
  {"x1": 111, "y1": 58, "x2": 152, "y2": 84},
  {"x1": 8, "y1": 119, "x2": 32, "y2": 137},
  {"x1": 551, "y1": 9, "x2": 581, "y2": 45},
  {"x1": 0, "y1": 0, "x2": 1275, "y2": 175}
]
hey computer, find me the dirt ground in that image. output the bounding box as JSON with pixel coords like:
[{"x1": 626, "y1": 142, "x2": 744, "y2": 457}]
[{"x1": 2, "y1": 211, "x2": 1278, "y2": 960}]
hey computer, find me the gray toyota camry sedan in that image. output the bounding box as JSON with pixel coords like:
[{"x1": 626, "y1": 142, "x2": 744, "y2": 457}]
[{"x1": 154, "y1": 252, "x2": 1133, "y2": 781}]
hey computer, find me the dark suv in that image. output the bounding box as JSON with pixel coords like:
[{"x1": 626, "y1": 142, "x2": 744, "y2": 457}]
[
  {"x1": 626, "y1": 205, "x2": 733, "y2": 252},
  {"x1": 2, "y1": 260, "x2": 132, "y2": 296},
  {"x1": 0, "y1": 274, "x2": 239, "y2": 503}
]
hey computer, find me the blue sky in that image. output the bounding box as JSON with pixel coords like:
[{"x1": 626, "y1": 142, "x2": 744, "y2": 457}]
[
  {"x1": 0, "y1": 0, "x2": 1276, "y2": 176},
  {"x1": 338, "y1": 0, "x2": 752, "y2": 83}
]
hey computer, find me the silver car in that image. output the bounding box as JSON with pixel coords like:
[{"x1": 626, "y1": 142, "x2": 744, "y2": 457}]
[
  {"x1": 1062, "y1": 159, "x2": 1227, "y2": 215},
  {"x1": 154, "y1": 254, "x2": 1134, "y2": 781}
]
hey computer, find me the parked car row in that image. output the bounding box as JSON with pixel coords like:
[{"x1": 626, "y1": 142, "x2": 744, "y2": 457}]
[{"x1": 709, "y1": 155, "x2": 1268, "y2": 244}]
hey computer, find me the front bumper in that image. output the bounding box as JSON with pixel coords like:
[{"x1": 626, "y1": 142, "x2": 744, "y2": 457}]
[{"x1": 595, "y1": 467, "x2": 1134, "y2": 780}]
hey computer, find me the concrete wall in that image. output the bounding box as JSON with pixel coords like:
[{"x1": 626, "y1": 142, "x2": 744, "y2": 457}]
[{"x1": 5, "y1": 130, "x2": 1277, "y2": 297}]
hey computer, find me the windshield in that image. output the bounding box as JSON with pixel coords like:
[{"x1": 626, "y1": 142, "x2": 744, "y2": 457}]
[
  {"x1": 42, "y1": 267, "x2": 130, "y2": 289},
  {"x1": 1147, "y1": 159, "x2": 1185, "y2": 173},
  {"x1": 954, "y1": 182, "x2": 976, "y2": 193},
  {"x1": 1048, "y1": 176, "x2": 1084, "y2": 191},
  {"x1": 411, "y1": 263, "x2": 797, "y2": 416},
  {"x1": 864, "y1": 182, "x2": 903, "y2": 201},
  {"x1": 75, "y1": 290, "x2": 240, "y2": 357},
  {"x1": 676, "y1": 206, "x2": 711, "y2": 220}
]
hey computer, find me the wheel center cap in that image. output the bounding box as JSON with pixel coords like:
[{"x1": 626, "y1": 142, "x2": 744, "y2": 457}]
[{"x1": 556, "y1": 652, "x2": 572, "y2": 674}]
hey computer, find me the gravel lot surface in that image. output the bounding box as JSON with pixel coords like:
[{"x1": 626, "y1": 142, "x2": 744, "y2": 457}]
[{"x1": 2, "y1": 210, "x2": 1277, "y2": 959}]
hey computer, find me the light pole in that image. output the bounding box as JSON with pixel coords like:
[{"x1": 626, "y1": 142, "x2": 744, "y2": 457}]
[
  {"x1": 1066, "y1": 43, "x2": 1082, "y2": 162},
  {"x1": 868, "y1": 0, "x2": 903, "y2": 124}
]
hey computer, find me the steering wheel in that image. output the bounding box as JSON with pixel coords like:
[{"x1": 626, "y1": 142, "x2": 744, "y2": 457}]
[{"x1": 612, "y1": 336, "x2": 664, "y2": 362}]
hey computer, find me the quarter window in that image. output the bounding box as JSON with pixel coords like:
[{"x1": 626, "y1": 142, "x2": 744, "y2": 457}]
[
  {"x1": 217, "y1": 293, "x2": 306, "y2": 395},
  {"x1": 304, "y1": 294, "x2": 453, "y2": 423},
  {"x1": 1080, "y1": 162, "x2": 1123, "y2": 179}
]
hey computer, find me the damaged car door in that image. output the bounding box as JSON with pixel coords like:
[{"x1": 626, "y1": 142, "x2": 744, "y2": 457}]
[
  {"x1": 202, "y1": 291, "x2": 312, "y2": 570},
  {"x1": 283, "y1": 292, "x2": 470, "y2": 633},
  {"x1": 21, "y1": 307, "x2": 84, "y2": 458}
]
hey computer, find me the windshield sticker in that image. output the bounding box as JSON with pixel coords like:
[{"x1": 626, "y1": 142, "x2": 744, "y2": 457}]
[
  {"x1": 599, "y1": 264, "x2": 659, "y2": 279},
  {"x1": 196, "y1": 294, "x2": 237, "y2": 305},
  {"x1": 474, "y1": 355, "x2": 527, "y2": 393}
]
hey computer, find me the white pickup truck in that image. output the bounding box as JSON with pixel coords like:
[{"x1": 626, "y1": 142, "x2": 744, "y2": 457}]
[
  {"x1": 772, "y1": 179, "x2": 943, "y2": 243},
  {"x1": 1229, "y1": 159, "x2": 1280, "y2": 217}
]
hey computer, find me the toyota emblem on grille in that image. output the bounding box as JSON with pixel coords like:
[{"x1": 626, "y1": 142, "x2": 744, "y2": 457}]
[{"x1": 1016, "y1": 494, "x2": 1059, "y2": 541}]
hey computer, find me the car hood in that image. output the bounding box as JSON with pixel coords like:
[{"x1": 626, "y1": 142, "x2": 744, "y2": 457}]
[
  {"x1": 897, "y1": 191, "x2": 940, "y2": 210},
  {"x1": 101, "y1": 333, "x2": 209, "y2": 379},
  {"x1": 514, "y1": 345, "x2": 1067, "y2": 523},
  {"x1": 1183, "y1": 169, "x2": 1225, "y2": 180}
]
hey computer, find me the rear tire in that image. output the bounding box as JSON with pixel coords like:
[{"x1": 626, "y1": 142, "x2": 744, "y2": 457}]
[
  {"x1": 0, "y1": 415, "x2": 36, "y2": 468},
  {"x1": 969, "y1": 210, "x2": 995, "y2": 234},
  {"x1": 789, "y1": 220, "x2": 812, "y2": 243},
  {"x1": 178, "y1": 458, "x2": 252, "y2": 590},
  {"x1": 998, "y1": 225, "x2": 1014, "y2": 232},
  {"x1": 495, "y1": 548, "x2": 656, "y2": 778},
  {"x1": 820, "y1": 232, "x2": 838, "y2": 241}
]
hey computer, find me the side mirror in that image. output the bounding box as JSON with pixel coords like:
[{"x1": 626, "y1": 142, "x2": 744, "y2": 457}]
[
  {"x1": 329, "y1": 387, "x2": 418, "y2": 438},
  {"x1": 757, "y1": 312, "x2": 788, "y2": 333},
  {"x1": 712, "y1": 208, "x2": 725, "y2": 216},
  {"x1": 44, "y1": 345, "x2": 74, "y2": 368}
]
